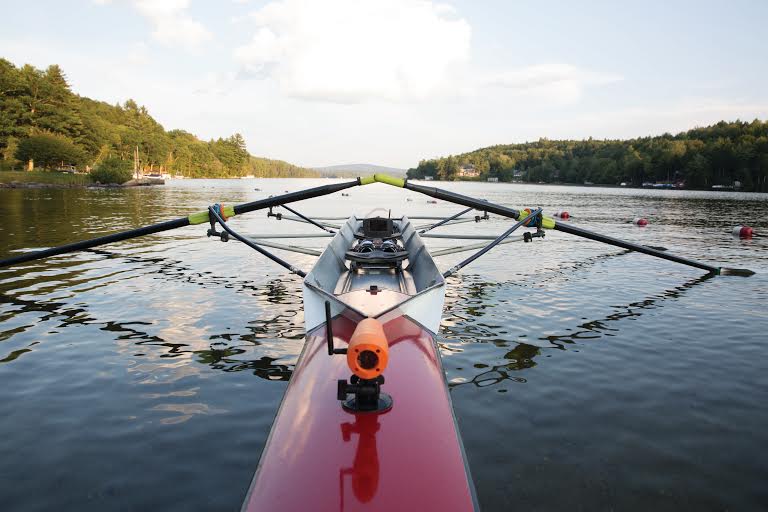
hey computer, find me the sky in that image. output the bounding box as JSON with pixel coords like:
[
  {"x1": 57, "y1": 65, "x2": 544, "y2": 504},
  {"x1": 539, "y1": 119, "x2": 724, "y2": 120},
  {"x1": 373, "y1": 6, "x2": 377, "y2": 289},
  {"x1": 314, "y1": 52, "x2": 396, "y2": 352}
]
[{"x1": 2, "y1": 0, "x2": 767, "y2": 169}]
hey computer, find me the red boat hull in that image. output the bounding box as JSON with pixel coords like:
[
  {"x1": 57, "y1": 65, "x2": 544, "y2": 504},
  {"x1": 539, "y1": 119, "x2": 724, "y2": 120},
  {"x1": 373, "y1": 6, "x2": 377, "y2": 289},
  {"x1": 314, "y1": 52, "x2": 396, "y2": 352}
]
[{"x1": 241, "y1": 314, "x2": 477, "y2": 511}]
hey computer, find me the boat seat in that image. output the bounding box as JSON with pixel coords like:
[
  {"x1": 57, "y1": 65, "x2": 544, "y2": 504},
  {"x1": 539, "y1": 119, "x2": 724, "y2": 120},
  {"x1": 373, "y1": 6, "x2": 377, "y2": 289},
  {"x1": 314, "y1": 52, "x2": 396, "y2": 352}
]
[
  {"x1": 344, "y1": 249, "x2": 409, "y2": 264},
  {"x1": 353, "y1": 230, "x2": 402, "y2": 240}
]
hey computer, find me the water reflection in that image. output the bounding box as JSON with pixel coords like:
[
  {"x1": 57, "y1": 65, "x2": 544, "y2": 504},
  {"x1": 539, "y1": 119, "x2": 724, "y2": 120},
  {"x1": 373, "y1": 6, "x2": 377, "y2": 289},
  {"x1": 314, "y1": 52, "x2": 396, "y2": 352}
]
[
  {"x1": 443, "y1": 273, "x2": 716, "y2": 390},
  {"x1": 542, "y1": 273, "x2": 715, "y2": 349},
  {"x1": 446, "y1": 343, "x2": 537, "y2": 388},
  {"x1": 195, "y1": 350, "x2": 293, "y2": 381},
  {"x1": 0, "y1": 346, "x2": 35, "y2": 363},
  {"x1": 0, "y1": 246, "x2": 305, "y2": 381},
  {"x1": 151, "y1": 401, "x2": 227, "y2": 425},
  {"x1": 439, "y1": 244, "x2": 659, "y2": 333}
]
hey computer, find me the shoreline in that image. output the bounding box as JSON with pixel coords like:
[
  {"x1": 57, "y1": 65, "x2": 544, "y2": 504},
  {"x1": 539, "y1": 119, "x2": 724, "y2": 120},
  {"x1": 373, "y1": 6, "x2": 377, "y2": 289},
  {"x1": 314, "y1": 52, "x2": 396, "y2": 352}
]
[
  {"x1": 1, "y1": 175, "x2": 762, "y2": 194},
  {"x1": 408, "y1": 179, "x2": 763, "y2": 193},
  {"x1": 0, "y1": 178, "x2": 165, "y2": 189}
]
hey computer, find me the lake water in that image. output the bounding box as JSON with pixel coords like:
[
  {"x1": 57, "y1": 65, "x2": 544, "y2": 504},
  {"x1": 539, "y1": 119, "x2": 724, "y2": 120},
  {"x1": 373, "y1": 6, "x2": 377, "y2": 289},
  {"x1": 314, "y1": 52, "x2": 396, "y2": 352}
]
[{"x1": 1, "y1": 179, "x2": 767, "y2": 511}]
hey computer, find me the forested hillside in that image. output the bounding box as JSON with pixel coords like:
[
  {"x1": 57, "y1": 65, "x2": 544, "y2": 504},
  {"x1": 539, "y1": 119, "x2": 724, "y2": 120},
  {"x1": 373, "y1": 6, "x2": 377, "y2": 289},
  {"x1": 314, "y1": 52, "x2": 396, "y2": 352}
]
[
  {"x1": 408, "y1": 120, "x2": 768, "y2": 192},
  {"x1": 0, "y1": 59, "x2": 318, "y2": 178}
]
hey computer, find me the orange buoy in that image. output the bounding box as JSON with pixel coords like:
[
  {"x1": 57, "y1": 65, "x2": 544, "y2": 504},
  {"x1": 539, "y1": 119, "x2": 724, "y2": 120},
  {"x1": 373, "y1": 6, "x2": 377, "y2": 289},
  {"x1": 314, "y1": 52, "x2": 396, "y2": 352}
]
[
  {"x1": 633, "y1": 217, "x2": 649, "y2": 226},
  {"x1": 347, "y1": 318, "x2": 389, "y2": 380},
  {"x1": 555, "y1": 211, "x2": 570, "y2": 219}
]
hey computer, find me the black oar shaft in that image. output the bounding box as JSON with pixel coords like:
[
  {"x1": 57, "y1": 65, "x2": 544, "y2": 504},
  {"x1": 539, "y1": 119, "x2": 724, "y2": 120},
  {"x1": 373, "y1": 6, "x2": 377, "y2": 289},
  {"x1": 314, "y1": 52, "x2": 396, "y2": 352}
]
[
  {"x1": 554, "y1": 223, "x2": 718, "y2": 273},
  {"x1": 0, "y1": 179, "x2": 361, "y2": 268},
  {"x1": 234, "y1": 180, "x2": 358, "y2": 216},
  {"x1": 0, "y1": 217, "x2": 189, "y2": 268},
  {"x1": 405, "y1": 182, "x2": 521, "y2": 220}
]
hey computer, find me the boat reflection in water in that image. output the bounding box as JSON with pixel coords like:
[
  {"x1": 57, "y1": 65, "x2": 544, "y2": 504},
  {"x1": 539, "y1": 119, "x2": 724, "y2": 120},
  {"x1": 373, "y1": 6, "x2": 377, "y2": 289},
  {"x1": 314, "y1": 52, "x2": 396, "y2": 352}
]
[{"x1": 340, "y1": 412, "x2": 381, "y2": 507}]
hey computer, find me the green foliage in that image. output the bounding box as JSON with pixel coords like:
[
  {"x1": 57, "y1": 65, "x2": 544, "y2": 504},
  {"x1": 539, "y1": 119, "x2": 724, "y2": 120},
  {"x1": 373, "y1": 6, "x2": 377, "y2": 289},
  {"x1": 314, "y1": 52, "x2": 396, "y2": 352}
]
[
  {"x1": 0, "y1": 59, "x2": 317, "y2": 178},
  {"x1": 1, "y1": 136, "x2": 20, "y2": 170},
  {"x1": 247, "y1": 156, "x2": 319, "y2": 178},
  {"x1": 210, "y1": 134, "x2": 249, "y2": 170},
  {"x1": 90, "y1": 157, "x2": 133, "y2": 184},
  {"x1": 15, "y1": 133, "x2": 85, "y2": 169},
  {"x1": 407, "y1": 120, "x2": 768, "y2": 192}
]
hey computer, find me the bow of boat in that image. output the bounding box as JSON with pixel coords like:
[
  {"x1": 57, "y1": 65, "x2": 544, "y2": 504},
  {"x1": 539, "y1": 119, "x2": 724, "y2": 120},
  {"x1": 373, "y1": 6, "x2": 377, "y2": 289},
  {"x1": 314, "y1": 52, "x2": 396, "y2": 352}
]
[{"x1": 242, "y1": 215, "x2": 478, "y2": 511}]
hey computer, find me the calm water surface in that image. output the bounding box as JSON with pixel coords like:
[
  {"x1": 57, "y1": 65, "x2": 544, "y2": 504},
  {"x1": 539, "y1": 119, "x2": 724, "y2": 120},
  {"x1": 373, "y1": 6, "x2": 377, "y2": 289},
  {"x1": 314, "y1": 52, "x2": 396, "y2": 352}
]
[{"x1": 1, "y1": 180, "x2": 767, "y2": 511}]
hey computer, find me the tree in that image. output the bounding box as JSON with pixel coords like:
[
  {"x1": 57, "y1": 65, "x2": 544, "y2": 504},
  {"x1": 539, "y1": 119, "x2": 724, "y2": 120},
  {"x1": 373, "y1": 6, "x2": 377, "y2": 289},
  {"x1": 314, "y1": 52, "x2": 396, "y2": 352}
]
[
  {"x1": 90, "y1": 157, "x2": 133, "y2": 184},
  {"x1": 684, "y1": 154, "x2": 711, "y2": 188},
  {"x1": 1, "y1": 136, "x2": 20, "y2": 171},
  {"x1": 210, "y1": 134, "x2": 249, "y2": 174},
  {"x1": 0, "y1": 58, "x2": 27, "y2": 150},
  {"x1": 15, "y1": 133, "x2": 85, "y2": 169},
  {"x1": 0, "y1": 60, "x2": 317, "y2": 178},
  {"x1": 404, "y1": 119, "x2": 768, "y2": 190}
]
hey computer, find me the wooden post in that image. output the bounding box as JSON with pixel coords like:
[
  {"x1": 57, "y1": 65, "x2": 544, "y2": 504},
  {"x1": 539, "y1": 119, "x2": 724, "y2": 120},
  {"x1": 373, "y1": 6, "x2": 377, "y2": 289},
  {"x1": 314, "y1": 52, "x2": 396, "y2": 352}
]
[{"x1": 134, "y1": 146, "x2": 139, "y2": 179}]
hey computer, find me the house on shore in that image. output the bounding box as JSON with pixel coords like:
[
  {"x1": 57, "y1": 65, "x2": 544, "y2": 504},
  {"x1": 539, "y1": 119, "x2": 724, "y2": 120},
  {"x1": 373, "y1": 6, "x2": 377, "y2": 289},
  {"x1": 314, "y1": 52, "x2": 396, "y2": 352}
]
[{"x1": 458, "y1": 164, "x2": 480, "y2": 178}]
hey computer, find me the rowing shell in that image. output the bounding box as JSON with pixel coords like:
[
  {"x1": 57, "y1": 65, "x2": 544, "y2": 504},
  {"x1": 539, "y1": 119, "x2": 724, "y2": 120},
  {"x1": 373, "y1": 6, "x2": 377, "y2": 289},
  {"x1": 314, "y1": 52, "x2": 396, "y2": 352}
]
[{"x1": 241, "y1": 216, "x2": 478, "y2": 511}]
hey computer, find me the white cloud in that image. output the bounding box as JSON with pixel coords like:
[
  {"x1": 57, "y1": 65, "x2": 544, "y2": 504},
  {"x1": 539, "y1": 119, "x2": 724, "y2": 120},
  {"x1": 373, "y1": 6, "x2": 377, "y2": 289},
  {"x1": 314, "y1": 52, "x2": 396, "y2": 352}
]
[
  {"x1": 95, "y1": 0, "x2": 212, "y2": 48},
  {"x1": 481, "y1": 63, "x2": 623, "y2": 104},
  {"x1": 133, "y1": 0, "x2": 212, "y2": 48},
  {"x1": 234, "y1": 0, "x2": 471, "y2": 103}
]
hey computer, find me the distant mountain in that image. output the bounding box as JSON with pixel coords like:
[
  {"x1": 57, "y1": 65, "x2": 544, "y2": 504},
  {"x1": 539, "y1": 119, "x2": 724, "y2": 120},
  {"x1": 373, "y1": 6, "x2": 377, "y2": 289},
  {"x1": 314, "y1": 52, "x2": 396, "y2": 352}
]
[{"x1": 313, "y1": 164, "x2": 406, "y2": 177}]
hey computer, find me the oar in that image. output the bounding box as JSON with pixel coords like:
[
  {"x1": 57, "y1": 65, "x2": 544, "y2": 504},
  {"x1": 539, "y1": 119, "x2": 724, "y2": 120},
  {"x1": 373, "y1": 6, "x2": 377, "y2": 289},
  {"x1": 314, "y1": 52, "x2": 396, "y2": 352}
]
[
  {"x1": 0, "y1": 179, "x2": 364, "y2": 268},
  {"x1": 553, "y1": 223, "x2": 753, "y2": 275},
  {"x1": 371, "y1": 174, "x2": 754, "y2": 276}
]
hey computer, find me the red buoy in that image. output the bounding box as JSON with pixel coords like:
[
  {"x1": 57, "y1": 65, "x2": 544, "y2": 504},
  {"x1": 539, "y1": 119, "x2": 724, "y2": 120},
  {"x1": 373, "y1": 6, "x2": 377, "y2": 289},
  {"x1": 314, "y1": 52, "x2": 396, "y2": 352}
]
[
  {"x1": 732, "y1": 225, "x2": 754, "y2": 238},
  {"x1": 633, "y1": 217, "x2": 649, "y2": 226},
  {"x1": 555, "y1": 211, "x2": 570, "y2": 219}
]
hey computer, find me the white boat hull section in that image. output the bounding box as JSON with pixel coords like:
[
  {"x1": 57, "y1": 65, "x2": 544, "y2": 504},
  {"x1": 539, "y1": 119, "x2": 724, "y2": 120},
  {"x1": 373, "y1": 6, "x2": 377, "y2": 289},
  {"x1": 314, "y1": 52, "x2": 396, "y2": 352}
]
[
  {"x1": 380, "y1": 285, "x2": 446, "y2": 333},
  {"x1": 303, "y1": 216, "x2": 446, "y2": 333},
  {"x1": 303, "y1": 283, "x2": 363, "y2": 332}
]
